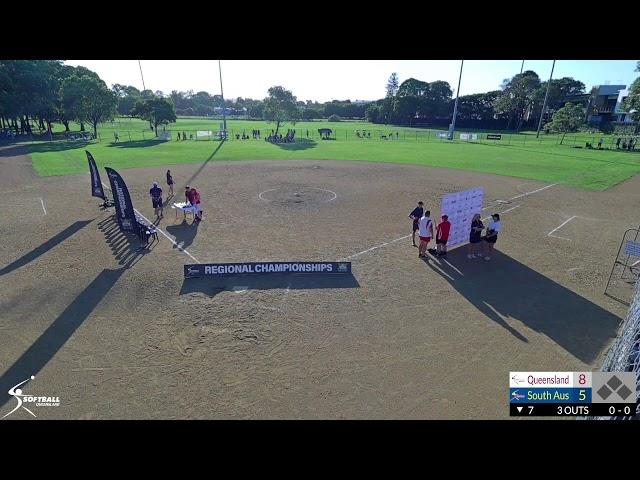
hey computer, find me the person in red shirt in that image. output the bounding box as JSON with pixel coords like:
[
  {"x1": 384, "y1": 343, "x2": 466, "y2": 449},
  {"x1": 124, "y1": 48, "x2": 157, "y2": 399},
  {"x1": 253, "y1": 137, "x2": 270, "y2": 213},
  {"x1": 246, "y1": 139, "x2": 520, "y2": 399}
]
[
  {"x1": 435, "y1": 214, "x2": 451, "y2": 257},
  {"x1": 190, "y1": 187, "x2": 202, "y2": 222}
]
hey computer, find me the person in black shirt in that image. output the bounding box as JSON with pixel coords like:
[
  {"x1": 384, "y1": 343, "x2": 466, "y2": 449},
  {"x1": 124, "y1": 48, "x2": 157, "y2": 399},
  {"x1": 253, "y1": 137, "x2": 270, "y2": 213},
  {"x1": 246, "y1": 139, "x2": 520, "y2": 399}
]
[
  {"x1": 408, "y1": 201, "x2": 424, "y2": 247},
  {"x1": 149, "y1": 182, "x2": 163, "y2": 219},
  {"x1": 166, "y1": 169, "x2": 174, "y2": 197},
  {"x1": 467, "y1": 213, "x2": 484, "y2": 259}
]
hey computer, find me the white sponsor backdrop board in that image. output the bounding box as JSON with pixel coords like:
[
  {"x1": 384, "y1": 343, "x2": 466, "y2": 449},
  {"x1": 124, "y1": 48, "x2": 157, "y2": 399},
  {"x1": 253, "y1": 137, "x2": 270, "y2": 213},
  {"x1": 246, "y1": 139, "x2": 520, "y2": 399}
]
[{"x1": 440, "y1": 187, "x2": 484, "y2": 248}]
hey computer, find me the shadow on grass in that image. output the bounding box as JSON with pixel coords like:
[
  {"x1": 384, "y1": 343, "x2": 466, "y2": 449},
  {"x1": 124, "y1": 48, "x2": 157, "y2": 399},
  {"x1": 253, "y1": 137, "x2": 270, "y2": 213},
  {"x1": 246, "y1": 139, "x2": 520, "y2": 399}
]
[
  {"x1": 420, "y1": 248, "x2": 622, "y2": 364},
  {"x1": 179, "y1": 272, "x2": 359, "y2": 298},
  {"x1": 106, "y1": 139, "x2": 170, "y2": 149},
  {"x1": 0, "y1": 140, "x2": 96, "y2": 156},
  {"x1": 267, "y1": 138, "x2": 318, "y2": 151}
]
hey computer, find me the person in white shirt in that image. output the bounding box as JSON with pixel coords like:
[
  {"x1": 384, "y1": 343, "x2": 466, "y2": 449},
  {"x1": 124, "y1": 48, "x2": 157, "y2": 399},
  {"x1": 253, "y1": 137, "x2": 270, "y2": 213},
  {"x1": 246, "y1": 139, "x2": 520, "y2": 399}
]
[
  {"x1": 417, "y1": 210, "x2": 434, "y2": 258},
  {"x1": 483, "y1": 213, "x2": 501, "y2": 261}
]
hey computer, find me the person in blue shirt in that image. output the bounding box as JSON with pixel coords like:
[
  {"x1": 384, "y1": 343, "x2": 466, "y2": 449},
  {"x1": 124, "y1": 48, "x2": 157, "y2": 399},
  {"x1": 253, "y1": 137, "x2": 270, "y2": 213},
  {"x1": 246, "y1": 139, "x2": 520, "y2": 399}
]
[
  {"x1": 149, "y1": 182, "x2": 163, "y2": 219},
  {"x1": 408, "y1": 201, "x2": 424, "y2": 247}
]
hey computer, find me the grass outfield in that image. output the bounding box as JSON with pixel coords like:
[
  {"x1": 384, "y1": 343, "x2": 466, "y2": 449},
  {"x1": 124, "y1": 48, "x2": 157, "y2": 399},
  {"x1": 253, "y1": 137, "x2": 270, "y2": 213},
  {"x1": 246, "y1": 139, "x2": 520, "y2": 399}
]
[{"x1": 24, "y1": 117, "x2": 640, "y2": 190}]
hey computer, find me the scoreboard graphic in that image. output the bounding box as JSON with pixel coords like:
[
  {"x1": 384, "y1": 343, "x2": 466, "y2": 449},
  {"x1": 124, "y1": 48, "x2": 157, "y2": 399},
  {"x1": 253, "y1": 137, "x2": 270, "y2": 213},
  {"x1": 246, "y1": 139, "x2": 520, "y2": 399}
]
[{"x1": 509, "y1": 372, "x2": 637, "y2": 417}]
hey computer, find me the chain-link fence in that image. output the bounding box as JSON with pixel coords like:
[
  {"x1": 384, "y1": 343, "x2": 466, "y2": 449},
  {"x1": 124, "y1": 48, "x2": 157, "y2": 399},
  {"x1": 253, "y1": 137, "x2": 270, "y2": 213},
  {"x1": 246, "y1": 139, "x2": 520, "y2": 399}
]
[
  {"x1": 90, "y1": 126, "x2": 640, "y2": 150},
  {"x1": 582, "y1": 278, "x2": 640, "y2": 420}
]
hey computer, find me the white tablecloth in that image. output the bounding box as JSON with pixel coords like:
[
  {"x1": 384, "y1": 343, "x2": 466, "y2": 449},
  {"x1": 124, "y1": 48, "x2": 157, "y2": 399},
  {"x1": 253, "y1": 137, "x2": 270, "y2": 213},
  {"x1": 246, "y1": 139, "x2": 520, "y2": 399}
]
[{"x1": 172, "y1": 202, "x2": 197, "y2": 214}]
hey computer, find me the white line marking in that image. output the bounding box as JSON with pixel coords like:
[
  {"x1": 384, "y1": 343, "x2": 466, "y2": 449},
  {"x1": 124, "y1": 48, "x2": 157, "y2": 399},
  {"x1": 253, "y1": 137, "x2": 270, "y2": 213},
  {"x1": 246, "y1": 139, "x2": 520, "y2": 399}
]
[
  {"x1": 549, "y1": 234, "x2": 571, "y2": 241},
  {"x1": 231, "y1": 286, "x2": 249, "y2": 293},
  {"x1": 258, "y1": 187, "x2": 338, "y2": 202},
  {"x1": 101, "y1": 182, "x2": 199, "y2": 263},
  {"x1": 482, "y1": 204, "x2": 521, "y2": 221},
  {"x1": 481, "y1": 184, "x2": 555, "y2": 210},
  {"x1": 311, "y1": 188, "x2": 338, "y2": 202},
  {"x1": 345, "y1": 234, "x2": 412, "y2": 259},
  {"x1": 39, "y1": 197, "x2": 46, "y2": 215},
  {"x1": 547, "y1": 215, "x2": 576, "y2": 238},
  {"x1": 509, "y1": 183, "x2": 557, "y2": 200},
  {"x1": 258, "y1": 188, "x2": 278, "y2": 201}
]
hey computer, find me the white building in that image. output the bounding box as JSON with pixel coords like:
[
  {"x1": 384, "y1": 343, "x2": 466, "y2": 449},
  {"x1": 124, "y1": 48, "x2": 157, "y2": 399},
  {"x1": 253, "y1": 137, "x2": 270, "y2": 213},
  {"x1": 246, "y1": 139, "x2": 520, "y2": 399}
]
[{"x1": 614, "y1": 88, "x2": 636, "y2": 123}]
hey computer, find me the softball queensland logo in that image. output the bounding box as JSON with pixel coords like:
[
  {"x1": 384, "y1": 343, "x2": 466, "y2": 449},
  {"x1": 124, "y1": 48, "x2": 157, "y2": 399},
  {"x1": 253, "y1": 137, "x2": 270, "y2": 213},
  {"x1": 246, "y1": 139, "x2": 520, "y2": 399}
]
[{"x1": 2, "y1": 375, "x2": 60, "y2": 419}]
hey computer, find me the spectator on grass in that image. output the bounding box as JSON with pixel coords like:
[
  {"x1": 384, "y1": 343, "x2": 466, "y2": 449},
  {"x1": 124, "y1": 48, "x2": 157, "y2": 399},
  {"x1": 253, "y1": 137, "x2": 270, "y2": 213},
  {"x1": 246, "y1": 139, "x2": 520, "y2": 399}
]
[
  {"x1": 177, "y1": 132, "x2": 181, "y2": 141},
  {"x1": 616, "y1": 137, "x2": 621, "y2": 149},
  {"x1": 150, "y1": 182, "x2": 163, "y2": 219},
  {"x1": 467, "y1": 214, "x2": 484, "y2": 259},
  {"x1": 482, "y1": 213, "x2": 501, "y2": 261},
  {"x1": 166, "y1": 169, "x2": 174, "y2": 197},
  {"x1": 598, "y1": 138, "x2": 603, "y2": 149},
  {"x1": 417, "y1": 210, "x2": 434, "y2": 258},
  {"x1": 408, "y1": 201, "x2": 424, "y2": 247},
  {"x1": 182, "y1": 131, "x2": 187, "y2": 141},
  {"x1": 435, "y1": 214, "x2": 451, "y2": 257},
  {"x1": 114, "y1": 132, "x2": 119, "y2": 143}
]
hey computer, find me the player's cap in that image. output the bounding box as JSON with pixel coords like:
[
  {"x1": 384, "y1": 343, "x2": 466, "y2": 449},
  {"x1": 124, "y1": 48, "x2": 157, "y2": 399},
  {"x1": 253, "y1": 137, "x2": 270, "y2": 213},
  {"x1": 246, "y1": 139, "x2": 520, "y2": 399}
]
[
  {"x1": 153, "y1": 181, "x2": 158, "y2": 187},
  {"x1": 441, "y1": 214, "x2": 448, "y2": 220}
]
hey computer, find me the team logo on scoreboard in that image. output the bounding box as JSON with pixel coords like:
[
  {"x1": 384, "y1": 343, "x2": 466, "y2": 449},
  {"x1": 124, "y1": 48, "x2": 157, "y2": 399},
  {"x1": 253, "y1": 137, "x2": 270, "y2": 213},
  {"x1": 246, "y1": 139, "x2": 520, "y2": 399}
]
[{"x1": 338, "y1": 263, "x2": 348, "y2": 272}]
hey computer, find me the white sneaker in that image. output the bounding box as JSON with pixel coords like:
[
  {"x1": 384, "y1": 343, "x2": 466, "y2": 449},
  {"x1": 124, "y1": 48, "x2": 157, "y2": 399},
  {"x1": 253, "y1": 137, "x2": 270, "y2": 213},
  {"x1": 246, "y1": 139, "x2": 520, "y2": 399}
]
[
  {"x1": 467, "y1": 254, "x2": 474, "y2": 259},
  {"x1": 484, "y1": 256, "x2": 491, "y2": 261}
]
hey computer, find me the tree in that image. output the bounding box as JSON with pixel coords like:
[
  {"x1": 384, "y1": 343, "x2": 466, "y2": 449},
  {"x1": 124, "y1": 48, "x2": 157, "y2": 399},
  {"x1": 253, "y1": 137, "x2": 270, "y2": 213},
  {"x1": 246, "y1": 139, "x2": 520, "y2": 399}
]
[
  {"x1": 386, "y1": 73, "x2": 399, "y2": 97},
  {"x1": 494, "y1": 70, "x2": 541, "y2": 131},
  {"x1": 623, "y1": 77, "x2": 640, "y2": 133},
  {"x1": 365, "y1": 103, "x2": 381, "y2": 123},
  {"x1": 113, "y1": 84, "x2": 141, "y2": 117},
  {"x1": 61, "y1": 75, "x2": 118, "y2": 137},
  {"x1": 458, "y1": 91, "x2": 500, "y2": 121},
  {"x1": 532, "y1": 77, "x2": 585, "y2": 126},
  {"x1": 146, "y1": 98, "x2": 177, "y2": 136},
  {"x1": 262, "y1": 86, "x2": 299, "y2": 135},
  {"x1": 545, "y1": 102, "x2": 584, "y2": 144}
]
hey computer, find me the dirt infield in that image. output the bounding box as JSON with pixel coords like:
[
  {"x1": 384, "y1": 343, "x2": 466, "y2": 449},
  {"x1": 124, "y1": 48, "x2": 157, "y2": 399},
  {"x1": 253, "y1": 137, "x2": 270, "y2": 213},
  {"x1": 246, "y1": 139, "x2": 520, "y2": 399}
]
[{"x1": 1, "y1": 144, "x2": 638, "y2": 419}]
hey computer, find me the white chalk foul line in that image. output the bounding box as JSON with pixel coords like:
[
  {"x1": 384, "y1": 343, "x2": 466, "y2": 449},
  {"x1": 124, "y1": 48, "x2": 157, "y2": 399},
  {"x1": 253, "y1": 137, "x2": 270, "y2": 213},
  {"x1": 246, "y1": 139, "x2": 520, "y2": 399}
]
[
  {"x1": 547, "y1": 215, "x2": 576, "y2": 241},
  {"x1": 483, "y1": 183, "x2": 557, "y2": 210},
  {"x1": 509, "y1": 183, "x2": 557, "y2": 200},
  {"x1": 102, "y1": 182, "x2": 200, "y2": 263},
  {"x1": 482, "y1": 204, "x2": 521, "y2": 222},
  {"x1": 39, "y1": 197, "x2": 46, "y2": 215},
  {"x1": 345, "y1": 234, "x2": 412, "y2": 259}
]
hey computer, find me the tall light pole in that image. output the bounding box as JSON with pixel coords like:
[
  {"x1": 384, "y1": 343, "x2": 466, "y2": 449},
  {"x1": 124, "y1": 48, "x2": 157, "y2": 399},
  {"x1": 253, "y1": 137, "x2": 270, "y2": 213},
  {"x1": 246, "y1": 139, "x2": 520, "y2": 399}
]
[
  {"x1": 138, "y1": 60, "x2": 146, "y2": 91},
  {"x1": 536, "y1": 60, "x2": 556, "y2": 138},
  {"x1": 449, "y1": 60, "x2": 464, "y2": 139},
  {"x1": 520, "y1": 60, "x2": 525, "y2": 74},
  {"x1": 218, "y1": 60, "x2": 227, "y2": 133}
]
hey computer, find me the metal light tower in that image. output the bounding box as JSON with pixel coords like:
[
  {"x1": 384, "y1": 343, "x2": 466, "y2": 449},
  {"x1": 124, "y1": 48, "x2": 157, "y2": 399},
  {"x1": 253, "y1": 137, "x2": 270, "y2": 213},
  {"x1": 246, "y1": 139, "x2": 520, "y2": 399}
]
[
  {"x1": 536, "y1": 60, "x2": 556, "y2": 138},
  {"x1": 520, "y1": 60, "x2": 525, "y2": 74},
  {"x1": 138, "y1": 60, "x2": 146, "y2": 91},
  {"x1": 218, "y1": 60, "x2": 227, "y2": 133},
  {"x1": 449, "y1": 60, "x2": 464, "y2": 139}
]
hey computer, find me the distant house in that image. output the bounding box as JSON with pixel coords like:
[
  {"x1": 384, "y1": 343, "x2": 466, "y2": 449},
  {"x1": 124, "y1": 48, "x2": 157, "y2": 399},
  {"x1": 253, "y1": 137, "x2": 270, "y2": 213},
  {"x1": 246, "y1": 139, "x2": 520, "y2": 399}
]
[{"x1": 585, "y1": 85, "x2": 627, "y2": 125}]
